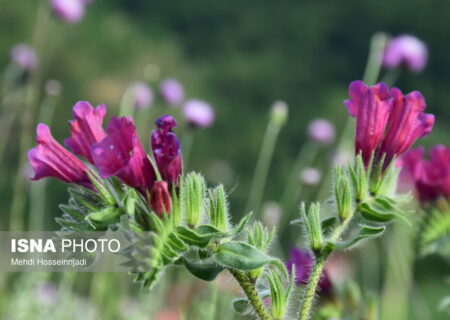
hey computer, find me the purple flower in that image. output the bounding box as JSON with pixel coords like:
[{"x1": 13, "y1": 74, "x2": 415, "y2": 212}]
[
  {"x1": 379, "y1": 88, "x2": 434, "y2": 166},
  {"x1": 151, "y1": 115, "x2": 182, "y2": 186},
  {"x1": 383, "y1": 35, "x2": 428, "y2": 72},
  {"x1": 28, "y1": 124, "x2": 90, "y2": 187},
  {"x1": 10, "y1": 44, "x2": 38, "y2": 71},
  {"x1": 160, "y1": 78, "x2": 184, "y2": 106},
  {"x1": 91, "y1": 117, "x2": 155, "y2": 193},
  {"x1": 300, "y1": 167, "x2": 322, "y2": 186},
  {"x1": 64, "y1": 101, "x2": 107, "y2": 164},
  {"x1": 307, "y1": 119, "x2": 335, "y2": 145},
  {"x1": 286, "y1": 248, "x2": 331, "y2": 292},
  {"x1": 344, "y1": 81, "x2": 434, "y2": 167},
  {"x1": 150, "y1": 181, "x2": 172, "y2": 216},
  {"x1": 183, "y1": 99, "x2": 215, "y2": 128},
  {"x1": 398, "y1": 145, "x2": 450, "y2": 203},
  {"x1": 129, "y1": 82, "x2": 153, "y2": 110},
  {"x1": 50, "y1": 0, "x2": 85, "y2": 24}
]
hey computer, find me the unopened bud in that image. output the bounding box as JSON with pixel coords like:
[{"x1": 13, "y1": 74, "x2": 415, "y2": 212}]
[
  {"x1": 270, "y1": 101, "x2": 288, "y2": 126},
  {"x1": 334, "y1": 166, "x2": 352, "y2": 220},
  {"x1": 209, "y1": 185, "x2": 229, "y2": 231},
  {"x1": 150, "y1": 181, "x2": 171, "y2": 216},
  {"x1": 184, "y1": 172, "x2": 206, "y2": 227}
]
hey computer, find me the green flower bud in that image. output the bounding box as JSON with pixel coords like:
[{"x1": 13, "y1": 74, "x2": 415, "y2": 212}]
[
  {"x1": 184, "y1": 172, "x2": 206, "y2": 228},
  {"x1": 208, "y1": 184, "x2": 229, "y2": 231},
  {"x1": 270, "y1": 101, "x2": 288, "y2": 127},
  {"x1": 334, "y1": 166, "x2": 352, "y2": 220},
  {"x1": 300, "y1": 202, "x2": 323, "y2": 253},
  {"x1": 85, "y1": 207, "x2": 122, "y2": 228}
]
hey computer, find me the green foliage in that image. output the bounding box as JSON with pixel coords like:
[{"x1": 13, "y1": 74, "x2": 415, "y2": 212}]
[{"x1": 420, "y1": 209, "x2": 450, "y2": 257}]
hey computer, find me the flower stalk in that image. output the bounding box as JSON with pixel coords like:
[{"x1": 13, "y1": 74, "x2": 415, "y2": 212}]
[{"x1": 229, "y1": 269, "x2": 272, "y2": 320}]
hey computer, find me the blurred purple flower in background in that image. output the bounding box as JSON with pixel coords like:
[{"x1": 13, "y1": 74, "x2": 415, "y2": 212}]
[
  {"x1": 50, "y1": 0, "x2": 85, "y2": 24},
  {"x1": 10, "y1": 44, "x2": 38, "y2": 71},
  {"x1": 160, "y1": 78, "x2": 185, "y2": 106},
  {"x1": 300, "y1": 167, "x2": 322, "y2": 186},
  {"x1": 383, "y1": 35, "x2": 428, "y2": 72},
  {"x1": 129, "y1": 81, "x2": 153, "y2": 110},
  {"x1": 287, "y1": 248, "x2": 331, "y2": 292},
  {"x1": 44, "y1": 80, "x2": 62, "y2": 96},
  {"x1": 183, "y1": 99, "x2": 215, "y2": 128},
  {"x1": 307, "y1": 119, "x2": 335, "y2": 145}
]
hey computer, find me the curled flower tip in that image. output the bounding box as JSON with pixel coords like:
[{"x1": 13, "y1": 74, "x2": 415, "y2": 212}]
[
  {"x1": 286, "y1": 248, "x2": 331, "y2": 292},
  {"x1": 379, "y1": 88, "x2": 434, "y2": 166},
  {"x1": 28, "y1": 124, "x2": 90, "y2": 187},
  {"x1": 307, "y1": 119, "x2": 335, "y2": 145},
  {"x1": 155, "y1": 114, "x2": 177, "y2": 132},
  {"x1": 51, "y1": 0, "x2": 86, "y2": 24},
  {"x1": 129, "y1": 82, "x2": 153, "y2": 110},
  {"x1": 152, "y1": 115, "x2": 182, "y2": 186},
  {"x1": 183, "y1": 99, "x2": 215, "y2": 128},
  {"x1": 64, "y1": 101, "x2": 107, "y2": 164},
  {"x1": 398, "y1": 145, "x2": 450, "y2": 203},
  {"x1": 10, "y1": 44, "x2": 38, "y2": 71},
  {"x1": 149, "y1": 181, "x2": 172, "y2": 216},
  {"x1": 345, "y1": 80, "x2": 393, "y2": 166},
  {"x1": 383, "y1": 35, "x2": 428, "y2": 72},
  {"x1": 160, "y1": 78, "x2": 185, "y2": 106},
  {"x1": 91, "y1": 117, "x2": 155, "y2": 193}
]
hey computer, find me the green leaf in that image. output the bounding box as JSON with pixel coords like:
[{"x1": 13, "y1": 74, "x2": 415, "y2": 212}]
[
  {"x1": 326, "y1": 225, "x2": 385, "y2": 250},
  {"x1": 321, "y1": 217, "x2": 337, "y2": 236},
  {"x1": 232, "y1": 298, "x2": 252, "y2": 315},
  {"x1": 175, "y1": 226, "x2": 213, "y2": 248},
  {"x1": 182, "y1": 252, "x2": 224, "y2": 281},
  {"x1": 359, "y1": 201, "x2": 409, "y2": 225},
  {"x1": 85, "y1": 207, "x2": 123, "y2": 228},
  {"x1": 214, "y1": 242, "x2": 274, "y2": 270}
]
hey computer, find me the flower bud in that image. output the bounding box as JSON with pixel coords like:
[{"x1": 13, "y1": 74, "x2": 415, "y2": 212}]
[
  {"x1": 208, "y1": 185, "x2": 229, "y2": 231},
  {"x1": 184, "y1": 172, "x2": 206, "y2": 227},
  {"x1": 150, "y1": 181, "x2": 171, "y2": 216},
  {"x1": 383, "y1": 35, "x2": 428, "y2": 72},
  {"x1": 44, "y1": 80, "x2": 62, "y2": 96},
  {"x1": 300, "y1": 167, "x2": 322, "y2": 186},
  {"x1": 129, "y1": 81, "x2": 153, "y2": 110},
  {"x1": 300, "y1": 202, "x2": 323, "y2": 253},
  {"x1": 334, "y1": 166, "x2": 352, "y2": 220},
  {"x1": 270, "y1": 100, "x2": 288, "y2": 126}
]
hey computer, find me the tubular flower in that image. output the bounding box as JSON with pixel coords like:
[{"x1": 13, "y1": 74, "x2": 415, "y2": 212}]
[
  {"x1": 398, "y1": 145, "x2": 450, "y2": 203},
  {"x1": 344, "y1": 81, "x2": 434, "y2": 167},
  {"x1": 151, "y1": 115, "x2": 182, "y2": 186},
  {"x1": 379, "y1": 88, "x2": 434, "y2": 166},
  {"x1": 64, "y1": 101, "x2": 107, "y2": 164},
  {"x1": 91, "y1": 117, "x2": 155, "y2": 193},
  {"x1": 286, "y1": 248, "x2": 331, "y2": 292},
  {"x1": 149, "y1": 181, "x2": 172, "y2": 216},
  {"x1": 28, "y1": 124, "x2": 90, "y2": 187}
]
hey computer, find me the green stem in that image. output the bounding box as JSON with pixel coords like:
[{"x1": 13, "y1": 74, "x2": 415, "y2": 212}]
[
  {"x1": 229, "y1": 269, "x2": 272, "y2": 320},
  {"x1": 246, "y1": 120, "x2": 282, "y2": 216},
  {"x1": 298, "y1": 256, "x2": 327, "y2": 320}
]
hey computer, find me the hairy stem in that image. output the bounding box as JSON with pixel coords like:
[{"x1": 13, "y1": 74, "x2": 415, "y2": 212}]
[
  {"x1": 229, "y1": 269, "x2": 272, "y2": 320},
  {"x1": 298, "y1": 256, "x2": 327, "y2": 320}
]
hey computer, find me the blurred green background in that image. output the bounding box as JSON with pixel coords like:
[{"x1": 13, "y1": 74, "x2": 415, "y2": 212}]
[{"x1": 0, "y1": 0, "x2": 449, "y2": 319}]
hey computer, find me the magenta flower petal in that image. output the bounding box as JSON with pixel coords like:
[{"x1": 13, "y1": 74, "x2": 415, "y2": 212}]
[
  {"x1": 344, "y1": 81, "x2": 393, "y2": 165},
  {"x1": 28, "y1": 124, "x2": 90, "y2": 186},
  {"x1": 91, "y1": 117, "x2": 155, "y2": 192},
  {"x1": 64, "y1": 101, "x2": 107, "y2": 164},
  {"x1": 151, "y1": 115, "x2": 182, "y2": 186},
  {"x1": 379, "y1": 88, "x2": 434, "y2": 166}
]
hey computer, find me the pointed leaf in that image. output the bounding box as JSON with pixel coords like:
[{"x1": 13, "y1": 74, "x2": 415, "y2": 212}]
[{"x1": 214, "y1": 242, "x2": 274, "y2": 270}]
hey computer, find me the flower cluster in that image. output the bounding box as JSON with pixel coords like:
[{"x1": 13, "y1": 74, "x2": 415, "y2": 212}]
[
  {"x1": 344, "y1": 80, "x2": 434, "y2": 168},
  {"x1": 28, "y1": 101, "x2": 182, "y2": 215},
  {"x1": 398, "y1": 145, "x2": 450, "y2": 203}
]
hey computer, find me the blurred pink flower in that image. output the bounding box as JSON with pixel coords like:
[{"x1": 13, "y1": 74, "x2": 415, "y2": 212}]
[
  {"x1": 50, "y1": 0, "x2": 85, "y2": 24},
  {"x1": 383, "y1": 35, "x2": 428, "y2": 72},
  {"x1": 160, "y1": 78, "x2": 185, "y2": 106},
  {"x1": 10, "y1": 44, "x2": 38, "y2": 71},
  {"x1": 300, "y1": 167, "x2": 322, "y2": 186},
  {"x1": 129, "y1": 81, "x2": 153, "y2": 110},
  {"x1": 398, "y1": 145, "x2": 450, "y2": 203},
  {"x1": 307, "y1": 119, "x2": 335, "y2": 145},
  {"x1": 183, "y1": 99, "x2": 215, "y2": 128}
]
